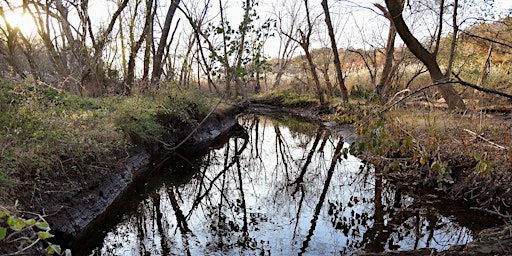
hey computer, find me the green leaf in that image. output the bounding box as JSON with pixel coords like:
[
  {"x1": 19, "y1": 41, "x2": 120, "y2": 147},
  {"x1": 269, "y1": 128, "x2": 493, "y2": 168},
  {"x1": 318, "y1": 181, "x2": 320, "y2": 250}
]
[
  {"x1": 25, "y1": 219, "x2": 36, "y2": 225},
  {"x1": 7, "y1": 216, "x2": 26, "y2": 232},
  {"x1": 46, "y1": 244, "x2": 61, "y2": 255},
  {"x1": 38, "y1": 231, "x2": 54, "y2": 239},
  {"x1": 35, "y1": 221, "x2": 49, "y2": 230},
  {"x1": 0, "y1": 210, "x2": 6, "y2": 218},
  {"x1": 0, "y1": 227, "x2": 6, "y2": 240}
]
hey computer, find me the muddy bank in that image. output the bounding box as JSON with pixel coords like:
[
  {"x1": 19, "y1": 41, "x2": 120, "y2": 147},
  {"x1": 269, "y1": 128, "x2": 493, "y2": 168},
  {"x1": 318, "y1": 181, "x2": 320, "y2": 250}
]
[{"x1": 27, "y1": 104, "x2": 246, "y2": 250}]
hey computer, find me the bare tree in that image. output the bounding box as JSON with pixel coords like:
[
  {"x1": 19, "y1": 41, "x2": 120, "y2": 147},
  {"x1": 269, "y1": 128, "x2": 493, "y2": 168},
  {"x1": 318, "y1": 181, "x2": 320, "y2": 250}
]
[
  {"x1": 151, "y1": 0, "x2": 180, "y2": 84},
  {"x1": 125, "y1": 0, "x2": 154, "y2": 94},
  {"x1": 288, "y1": 0, "x2": 326, "y2": 106},
  {"x1": 385, "y1": 0, "x2": 466, "y2": 110},
  {"x1": 272, "y1": 2, "x2": 299, "y2": 90},
  {"x1": 321, "y1": 0, "x2": 349, "y2": 102}
]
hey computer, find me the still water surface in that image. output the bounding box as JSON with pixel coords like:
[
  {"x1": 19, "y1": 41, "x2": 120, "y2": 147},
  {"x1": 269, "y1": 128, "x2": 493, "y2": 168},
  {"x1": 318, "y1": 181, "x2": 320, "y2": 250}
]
[{"x1": 86, "y1": 114, "x2": 494, "y2": 255}]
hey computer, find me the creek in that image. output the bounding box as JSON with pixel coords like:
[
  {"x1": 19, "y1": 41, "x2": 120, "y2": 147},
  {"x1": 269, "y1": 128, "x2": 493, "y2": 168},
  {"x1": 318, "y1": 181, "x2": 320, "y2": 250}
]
[{"x1": 71, "y1": 113, "x2": 499, "y2": 255}]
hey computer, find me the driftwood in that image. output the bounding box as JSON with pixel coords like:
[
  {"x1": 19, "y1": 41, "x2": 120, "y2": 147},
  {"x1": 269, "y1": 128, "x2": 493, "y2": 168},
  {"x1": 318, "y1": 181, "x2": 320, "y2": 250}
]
[
  {"x1": 453, "y1": 73, "x2": 512, "y2": 100},
  {"x1": 405, "y1": 101, "x2": 512, "y2": 113}
]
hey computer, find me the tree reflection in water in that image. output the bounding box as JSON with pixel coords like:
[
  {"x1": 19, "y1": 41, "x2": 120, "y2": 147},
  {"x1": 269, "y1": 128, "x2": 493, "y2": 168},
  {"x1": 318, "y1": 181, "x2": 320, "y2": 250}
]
[{"x1": 92, "y1": 114, "x2": 479, "y2": 255}]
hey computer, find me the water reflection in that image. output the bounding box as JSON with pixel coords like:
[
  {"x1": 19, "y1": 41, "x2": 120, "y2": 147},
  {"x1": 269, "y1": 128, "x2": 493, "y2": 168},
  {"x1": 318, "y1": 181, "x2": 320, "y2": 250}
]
[{"x1": 88, "y1": 114, "x2": 484, "y2": 255}]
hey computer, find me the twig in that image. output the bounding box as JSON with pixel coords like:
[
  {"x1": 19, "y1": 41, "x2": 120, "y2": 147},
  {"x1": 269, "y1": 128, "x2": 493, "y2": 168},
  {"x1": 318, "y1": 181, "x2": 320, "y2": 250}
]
[
  {"x1": 463, "y1": 128, "x2": 507, "y2": 150},
  {"x1": 3, "y1": 238, "x2": 41, "y2": 256},
  {"x1": 470, "y1": 206, "x2": 512, "y2": 219}
]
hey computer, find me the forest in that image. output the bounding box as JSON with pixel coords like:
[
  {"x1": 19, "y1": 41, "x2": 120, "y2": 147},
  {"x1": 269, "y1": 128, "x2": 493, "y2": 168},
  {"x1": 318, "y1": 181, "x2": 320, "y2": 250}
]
[{"x1": 0, "y1": 0, "x2": 511, "y2": 254}]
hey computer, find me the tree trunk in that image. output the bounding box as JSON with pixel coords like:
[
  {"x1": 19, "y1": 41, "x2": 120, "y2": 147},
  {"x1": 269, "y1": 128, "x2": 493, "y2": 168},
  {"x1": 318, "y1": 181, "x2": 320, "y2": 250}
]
[
  {"x1": 321, "y1": 0, "x2": 349, "y2": 102},
  {"x1": 218, "y1": 0, "x2": 232, "y2": 97},
  {"x1": 320, "y1": 68, "x2": 333, "y2": 99},
  {"x1": 233, "y1": 0, "x2": 252, "y2": 98},
  {"x1": 179, "y1": 34, "x2": 196, "y2": 86},
  {"x1": 445, "y1": 0, "x2": 459, "y2": 77},
  {"x1": 125, "y1": 0, "x2": 153, "y2": 94},
  {"x1": 151, "y1": 0, "x2": 180, "y2": 84},
  {"x1": 301, "y1": 0, "x2": 325, "y2": 106},
  {"x1": 117, "y1": 0, "x2": 127, "y2": 77},
  {"x1": 377, "y1": 21, "x2": 397, "y2": 96},
  {"x1": 302, "y1": 41, "x2": 325, "y2": 106},
  {"x1": 255, "y1": 68, "x2": 261, "y2": 93},
  {"x1": 142, "y1": 1, "x2": 156, "y2": 82},
  {"x1": 385, "y1": 0, "x2": 466, "y2": 111}
]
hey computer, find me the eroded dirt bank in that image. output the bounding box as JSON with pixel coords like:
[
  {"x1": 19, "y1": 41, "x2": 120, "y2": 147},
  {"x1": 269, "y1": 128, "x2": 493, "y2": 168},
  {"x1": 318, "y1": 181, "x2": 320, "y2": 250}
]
[{"x1": 15, "y1": 104, "x2": 246, "y2": 253}]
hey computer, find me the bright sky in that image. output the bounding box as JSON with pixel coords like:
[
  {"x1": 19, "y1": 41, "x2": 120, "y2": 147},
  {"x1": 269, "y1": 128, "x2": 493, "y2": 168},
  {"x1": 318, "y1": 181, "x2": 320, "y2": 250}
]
[
  {"x1": 1, "y1": 0, "x2": 511, "y2": 61},
  {"x1": 495, "y1": 0, "x2": 512, "y2": 12}
]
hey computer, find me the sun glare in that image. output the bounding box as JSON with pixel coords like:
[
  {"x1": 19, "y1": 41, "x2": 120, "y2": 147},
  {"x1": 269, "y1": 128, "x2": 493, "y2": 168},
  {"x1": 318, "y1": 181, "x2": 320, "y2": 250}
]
[{"x1": 2, "y1": 9, "x2": 37, "y2": 36}]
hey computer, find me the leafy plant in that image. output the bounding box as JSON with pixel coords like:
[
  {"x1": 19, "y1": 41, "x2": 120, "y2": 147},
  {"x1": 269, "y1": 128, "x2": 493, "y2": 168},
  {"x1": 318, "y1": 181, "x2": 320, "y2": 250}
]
[
  {"x1": 431, "y1": 160, "x2": 453, "y2": 190},
  {"x1": 0, "y1": 208, "x2": 61, "y2": 255},
  {"x1": 473, "y1": 152, "x2": 495, "y2": 176}
]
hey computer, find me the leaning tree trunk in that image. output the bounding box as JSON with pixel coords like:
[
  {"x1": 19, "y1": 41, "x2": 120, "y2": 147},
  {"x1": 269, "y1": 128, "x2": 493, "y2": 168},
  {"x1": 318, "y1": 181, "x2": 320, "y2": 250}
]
[
  {"x1": 302, "y1": 41, "x2": 326, "y2": 106},
  {"x1": 385, "y1": 0, "x2": 466, "y2": 110},
  {"x1": 321, "y1": 0, "x2": 349, "y2": 102}
]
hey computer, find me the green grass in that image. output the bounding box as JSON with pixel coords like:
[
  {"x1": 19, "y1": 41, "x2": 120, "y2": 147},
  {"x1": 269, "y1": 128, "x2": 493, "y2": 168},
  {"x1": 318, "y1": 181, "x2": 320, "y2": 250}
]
[{"x1": 0, "y1": 80, "x2": 214, "y2": 204}]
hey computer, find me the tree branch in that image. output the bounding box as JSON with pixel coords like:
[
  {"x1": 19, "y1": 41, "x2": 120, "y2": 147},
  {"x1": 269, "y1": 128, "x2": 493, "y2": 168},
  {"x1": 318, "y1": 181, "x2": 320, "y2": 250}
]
[
  {"x1": 452, "y1": 73, "x2": 512, "y2": 100},
  {"x1": 460, "y1": 30, "x2": 512, "y2": 49},
  {"x1": 378, "y1": 77, "x2": 512, "y2": 116}
]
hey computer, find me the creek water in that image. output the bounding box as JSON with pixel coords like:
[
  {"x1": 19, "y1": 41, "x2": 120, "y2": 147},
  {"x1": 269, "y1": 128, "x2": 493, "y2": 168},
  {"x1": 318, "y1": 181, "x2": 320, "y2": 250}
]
[{"x1": 75, "y1": 114, "x2": 498, "y2": 255}]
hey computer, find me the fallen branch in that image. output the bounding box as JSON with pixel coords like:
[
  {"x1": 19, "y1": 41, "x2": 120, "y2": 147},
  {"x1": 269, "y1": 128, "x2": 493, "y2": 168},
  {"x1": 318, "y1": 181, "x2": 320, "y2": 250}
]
[
  {"x1": 463, "y1": 128, "x2": 508, "y2": 150},
  {"x1": 476, "y1": 105, "x2": 512, "y2": 113},
  {"x1": 378, "y1": 77, "x2": 512, "y2": 116},
  {"x1": 378, "y1": 81, "x2": 454, "y2": 115}
]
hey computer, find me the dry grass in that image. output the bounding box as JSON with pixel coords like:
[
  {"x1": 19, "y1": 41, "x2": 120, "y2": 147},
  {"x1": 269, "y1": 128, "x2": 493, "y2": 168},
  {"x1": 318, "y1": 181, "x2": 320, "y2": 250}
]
[{"x1": 353, "y1": 102, "x2": 512, "y2": 218}]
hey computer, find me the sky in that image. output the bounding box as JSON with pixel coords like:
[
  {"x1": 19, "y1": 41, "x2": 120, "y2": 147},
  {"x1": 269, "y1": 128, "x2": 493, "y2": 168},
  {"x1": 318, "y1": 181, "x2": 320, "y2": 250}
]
[{"x1": 2, "y1": 0, "x2": 512, "y2": 68}]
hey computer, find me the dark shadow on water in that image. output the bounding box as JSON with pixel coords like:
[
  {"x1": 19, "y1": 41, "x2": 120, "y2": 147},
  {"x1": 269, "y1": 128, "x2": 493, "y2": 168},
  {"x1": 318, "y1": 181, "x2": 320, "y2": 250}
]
[{"x1": 72, "y1": 114, "x2": 501, "y2": 256}]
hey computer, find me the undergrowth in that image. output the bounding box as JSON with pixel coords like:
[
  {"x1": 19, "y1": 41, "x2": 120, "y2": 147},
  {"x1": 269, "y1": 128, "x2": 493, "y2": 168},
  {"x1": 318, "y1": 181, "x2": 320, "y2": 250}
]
[
  {"x1": 256, "y1": 88, "x2": 319, "y2": 107},
  {"x1": 350, "y1": 106, "x2": 511, "y2": 191},
  {"x1": 0, "y1": 79, "x2": 213, "y2": 204},
  {"x1": 0, "y1": 79, "x2": 215, "y2": 254}
]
